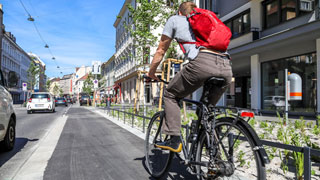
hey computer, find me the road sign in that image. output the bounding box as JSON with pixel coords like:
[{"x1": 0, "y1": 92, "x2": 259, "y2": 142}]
[
  {"x1": 93, "y1": 79, "x2": 98, "y2": 89},
  {"x1": 92, "y1": 61, "x2": 101, "y2": 75},
  {"x1": 22, "y1": 83, "x2": 27, "y2": 91}
]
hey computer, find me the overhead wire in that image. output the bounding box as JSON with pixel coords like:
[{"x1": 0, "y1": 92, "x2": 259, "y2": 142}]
[{"x1": 18, "y1": 0, "x2": 62, "y2": 73}]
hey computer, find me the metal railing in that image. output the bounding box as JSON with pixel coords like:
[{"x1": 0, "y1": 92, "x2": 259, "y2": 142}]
[{"x1": 103, "y1": 107, "x2": 320, "y2": 180}]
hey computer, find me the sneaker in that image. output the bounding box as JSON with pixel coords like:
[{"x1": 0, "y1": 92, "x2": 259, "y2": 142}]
[{"x1": 155, "y1": 136, "x2": 182, "y2": 153}]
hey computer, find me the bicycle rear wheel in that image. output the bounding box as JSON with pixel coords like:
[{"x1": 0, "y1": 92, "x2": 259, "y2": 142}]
[
  {"x1": 196, "y1": 117, "x2": 266, "y2": 180},
  {"x1": 145, "y1": 111, "x2": 174, "y2": 178}
]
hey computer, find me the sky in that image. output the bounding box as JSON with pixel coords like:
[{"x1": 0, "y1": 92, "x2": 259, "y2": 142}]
[{"x1": 1, "y1": 0, "x2": 124, "y2": 78}]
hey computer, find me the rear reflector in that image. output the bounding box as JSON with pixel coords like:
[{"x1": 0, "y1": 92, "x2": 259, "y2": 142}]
[{"x1": 240, "y1": 111, "x2": 254, "y2": 118}]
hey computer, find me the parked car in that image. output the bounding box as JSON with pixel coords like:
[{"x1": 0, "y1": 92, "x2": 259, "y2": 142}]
[
  {"x1": 80, "y1": 95, "x2": 91, "y2": 106},
  {"x1": 0, "y1": 70, "x2": 17, "y2": 151},
  {"x1": 264, "y1": 96, "x2": 291, "y2": 109},
  {"x1": 55, "y1": 97, "x2": 68, "y2": 106},
  {"x1": 27, "y1": 92, "x2": 55, "y2": 114}
]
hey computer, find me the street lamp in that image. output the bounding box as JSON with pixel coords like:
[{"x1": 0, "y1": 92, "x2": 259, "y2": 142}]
[
  {"x1": 44, "y1": 44, "x2": 49, "y2": 48},
  {"x1": 52, "y1": 57, "x2": 56, "y2": 60},
  {"x1": 27, "y1": 16, "x2": 35, "y2": 22}
]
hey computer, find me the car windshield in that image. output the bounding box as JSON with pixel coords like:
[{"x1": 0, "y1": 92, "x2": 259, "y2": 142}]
[
  {"x1": 31, "y1": 94, "x2": 49, "y2": 98},
  {"x1": 57, "y1": 98, "x2": 65, "y2": 100}
]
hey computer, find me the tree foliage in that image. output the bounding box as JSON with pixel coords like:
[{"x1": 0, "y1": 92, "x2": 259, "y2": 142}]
[
  {"x1": 125, "y1": 0, "x2": 184, "y2": 63},
  {"x1": 52, "y1": 83, "x2": 61, "y2": 97},
  {"x1": 82, "y1": 73, "x2": 94, "y2": 95},
  {"x1": 27, "y1": 60, "x2": 40, "y2": 91}
]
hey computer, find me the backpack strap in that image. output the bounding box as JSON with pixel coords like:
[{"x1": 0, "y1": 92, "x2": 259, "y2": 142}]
[{"x1": 178, "y1": 42, "x2": 196, "y2": 54}]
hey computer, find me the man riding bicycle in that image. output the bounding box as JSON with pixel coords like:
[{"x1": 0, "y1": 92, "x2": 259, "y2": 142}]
[{"x1": 147, "y1": 1, "x2": 232, "y2": 153}]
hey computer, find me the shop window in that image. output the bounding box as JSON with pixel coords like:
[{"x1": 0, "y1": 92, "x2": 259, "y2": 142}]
[
  {"x1": 225, "y1": 11, "x2": 251, "y2": 39},
  {"x1": 261, "y1": 52, "x2": 317, "y2": 112},
  {"x1": 263, "y1": 0, "x2": 315, "y2": 29}
]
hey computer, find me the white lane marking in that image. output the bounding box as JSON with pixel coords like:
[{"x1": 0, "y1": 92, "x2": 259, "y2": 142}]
[{"x1": 12, "y1": 107, "x2": 71, "y2": 180}]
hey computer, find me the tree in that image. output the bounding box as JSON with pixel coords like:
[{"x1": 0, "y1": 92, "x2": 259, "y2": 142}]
[
  {"x1": 52, "y1": 83, "x2": 60, "y2": 97},
  {"x1": 27, "y1": 60, "x2": 40, "y2": 91},
  {"x1": 82, "y1": 73, "x2": 94, "y2": 95},
  {"x1": 46, "y1": 79, "x2": 52, "y2": 92},
  {"x1": 125, "y1": 0, "x2": 184, "y2": 64}
]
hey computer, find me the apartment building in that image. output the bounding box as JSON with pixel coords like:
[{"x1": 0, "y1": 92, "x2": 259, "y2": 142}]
[
  {"x1": 101, "y1": 55, "x2": 115, "y2": 97},
  {"x1": 74, "y1": 66, "x2": 92, "y2": 99},
  {"x1": 60, "y1": 73, "x2": 74, "y2": 96},
  {"x1": 193, "y1": 0, "x2": 320, "y2": 116},
  {"x1": 1, "y1": 32, "x2": 32, "y2": 103},
  {"x1": 114, "y1": 0, "x2": 178, "y2": 104}
]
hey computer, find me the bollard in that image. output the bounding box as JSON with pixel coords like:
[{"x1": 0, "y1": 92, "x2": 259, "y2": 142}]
[
  {"x1": 132, "y1": 113, "x2": 134, "y2": 128},
  {"x1": 143, "y1": 117, "x2": 145, "y2": 133},
  {"x1": 124, "y1": 111, "x2": 125, "y2": 124},
  {"x1": 303, "y1": 146, "x2": 311, "y2": 180}
]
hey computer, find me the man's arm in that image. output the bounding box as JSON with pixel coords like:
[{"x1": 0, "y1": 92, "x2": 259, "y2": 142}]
[{"x1": 147, "y1": 35, "x2": 172, "y2": 80}]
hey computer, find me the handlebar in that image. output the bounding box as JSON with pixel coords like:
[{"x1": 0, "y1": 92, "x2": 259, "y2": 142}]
[{"x1": 143, "y1": 75, "x2": 169, "y2": 84}]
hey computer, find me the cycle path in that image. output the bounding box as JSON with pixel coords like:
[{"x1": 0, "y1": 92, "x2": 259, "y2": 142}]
[{"x1": 44, "y1": 106, "x2": 196, "y2": 180}]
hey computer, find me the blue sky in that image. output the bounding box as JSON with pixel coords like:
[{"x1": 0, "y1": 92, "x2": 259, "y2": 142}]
[{"x1": 1, "y1": 0, "x2": 124, "y2": 78}]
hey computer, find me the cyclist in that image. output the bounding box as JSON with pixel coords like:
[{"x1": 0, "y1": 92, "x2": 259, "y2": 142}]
[{"x1": 147, "y1": 2, "x2": 232, "y2": 152}]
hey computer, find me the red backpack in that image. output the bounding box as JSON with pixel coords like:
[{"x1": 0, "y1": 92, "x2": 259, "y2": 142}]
[{"x1": 179, "y1": 8, "x2": 231, "y2": 53}]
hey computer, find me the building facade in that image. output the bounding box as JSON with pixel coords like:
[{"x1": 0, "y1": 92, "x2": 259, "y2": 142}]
[
  {"x1": 101, "y1": 55, "x2": 116, "y2": 97},
  {"x1": 73, "y1": 66, "x2": 92, "y2": 99},
  {"x1": 1, "y1": 32, "x2": 32, "y2": 103},
  {"x1": 60, "y1": 74, "x2": 74, "y2": 96},
  {"x1": 193, "y1": 0, "x2": 319, "y2": 116},
  {"x1": 114, "y1": 0, "x2": 175, "y2": 104}
]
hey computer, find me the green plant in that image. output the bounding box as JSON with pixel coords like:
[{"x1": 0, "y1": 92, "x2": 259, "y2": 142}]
[
  {"x1": 238, "y1": 150, "x2": 245, "y2": 167},
  {"x1": 291, "y1": 133, "x2": 304, "y2": 180},
  {"x1": 259, "y1": 121, "x2": 268, "y2": 129},
  {"x1": 313, "y1": 125, "x2": 320, "y2": 136},
  {"x1": 248, "y1": 118, "x2": 256, "y2": 128}
]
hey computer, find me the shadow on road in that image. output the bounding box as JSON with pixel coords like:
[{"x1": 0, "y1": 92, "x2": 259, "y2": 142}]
[
  {"x1": 135, "y1": 156, "x2": 197, "y2": 180},
  {"x1": 0, "y1": 138, "x2": 39, "y2": 167}
]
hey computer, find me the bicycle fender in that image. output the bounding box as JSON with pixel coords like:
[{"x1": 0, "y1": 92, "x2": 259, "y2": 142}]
[{"x1": 236, "y1": 119, "x2": 270, "y2": 165}]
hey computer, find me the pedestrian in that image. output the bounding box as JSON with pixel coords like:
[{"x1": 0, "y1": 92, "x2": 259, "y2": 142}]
[{"x1": 147, "y1": 1, "x2": 232, "y2": 152}]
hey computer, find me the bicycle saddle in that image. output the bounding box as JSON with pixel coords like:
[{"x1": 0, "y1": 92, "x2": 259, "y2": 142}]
[{"x1": 204, "y1": 77, "x2": 226, "y2": 86}]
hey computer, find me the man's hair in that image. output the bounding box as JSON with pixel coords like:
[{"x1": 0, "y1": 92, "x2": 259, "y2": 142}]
[{"x1": 179, "y1": 2, "x2": 197, "y2": 16}]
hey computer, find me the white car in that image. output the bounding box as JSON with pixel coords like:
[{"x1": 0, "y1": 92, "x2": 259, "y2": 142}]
[
  {"x1": 27, "y1": 92, "x2": 55, "y2": 114},
  {"x1": 0, "y1": 70, "x2": 17, "y2": 151},
  {"x1": 264, "y1": 96, "x2": 290, "y2": 109}
]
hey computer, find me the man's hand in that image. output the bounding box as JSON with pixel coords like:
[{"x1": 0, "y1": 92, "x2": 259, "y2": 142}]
[{"x1": 147, "y1": 72, "x2": 160, "y2": 81}]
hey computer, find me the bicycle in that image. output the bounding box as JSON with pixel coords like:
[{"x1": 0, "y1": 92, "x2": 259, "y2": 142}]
[{"x1": 144, "y1": 75, "x2": 270, "y2": 179}]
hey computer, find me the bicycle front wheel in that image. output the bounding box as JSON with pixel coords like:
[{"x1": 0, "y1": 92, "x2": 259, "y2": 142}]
[
  {"x1": 196, "y1": 117, "x2": 266, "y2": 180},
  {"x1": 145, "y1": 111, "x2": 174, "y2": 178}
]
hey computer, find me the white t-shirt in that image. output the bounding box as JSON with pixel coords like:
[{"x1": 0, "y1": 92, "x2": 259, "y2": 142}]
[{"x1": 162, "y1": 15, "x2": 199, "y2": 60}]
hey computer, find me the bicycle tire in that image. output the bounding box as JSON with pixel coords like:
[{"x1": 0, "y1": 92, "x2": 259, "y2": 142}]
[
  {"x1": 145, "y1": 111, "x2": 174, "y2": 178},
  {"x1": 196, "y1": 117, "x2": 266, "y2": 180}
]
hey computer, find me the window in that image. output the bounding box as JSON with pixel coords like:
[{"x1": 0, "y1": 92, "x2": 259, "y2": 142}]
[
  {"x1": 261, "y1": 52, "x2": 317, "y2": 112},
  {"x1": 225, "y1": 11, "x2": 251, "y2": 39},
  {"x1": 200, "y1": 0, "x2": 214, "y2": 12},
  {"x1": 263, "y1": 0, "x2": 315, "y2": 29}
]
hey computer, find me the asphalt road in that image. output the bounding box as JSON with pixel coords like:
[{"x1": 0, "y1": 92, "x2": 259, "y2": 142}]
[
  {"x1": 0, "y1": 105, "x2": 196, "y2": 180},
  {"x1": 44, "y1": 106, "x2": 196, "y2": 180},
  {"x1": 0, "y1": 105, "x2": 70, "y2": 179}
]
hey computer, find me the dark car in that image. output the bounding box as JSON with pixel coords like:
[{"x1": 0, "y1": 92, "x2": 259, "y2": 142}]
[
  {"x1": 55, "y1": 97, "x2": 68, "y2": 106},
  {"x1": 80, "y1": 95, "x2": 91, "y2": 106},
  {"x1": 66, "y1": 98, "x2": 73, "y2": 104}
]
